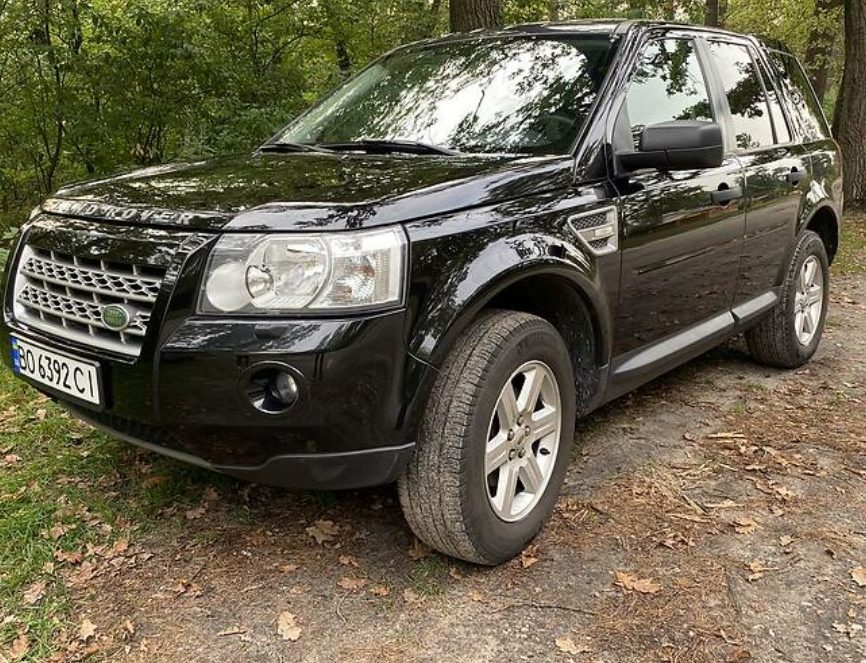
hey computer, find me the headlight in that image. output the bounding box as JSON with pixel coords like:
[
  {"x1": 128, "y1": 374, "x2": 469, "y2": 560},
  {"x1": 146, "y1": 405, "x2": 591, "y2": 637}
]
[{"x1": 199, "y1": 227, "x2": 407, "y2": 314}]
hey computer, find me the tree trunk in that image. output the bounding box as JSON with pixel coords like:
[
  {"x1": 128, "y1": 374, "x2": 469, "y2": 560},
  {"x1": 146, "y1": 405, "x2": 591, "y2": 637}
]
[
  {"x1": 449, "y1": 0, "x2": 502, "y2": 32},
  {"x1": 804, "y1": 0, "x2": 843, "y2": 101},
  {"x1": 834, "y1": 0, "x2": 866, "y2": 211},
  {"x1": 705, "y1": 0, "x2": 721, "y2": 26}
]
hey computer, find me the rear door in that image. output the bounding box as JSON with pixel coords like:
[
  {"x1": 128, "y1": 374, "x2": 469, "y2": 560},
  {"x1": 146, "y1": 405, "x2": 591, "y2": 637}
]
[{"x1": 702, "y1": 38, "x2": 811, "y2": 311}]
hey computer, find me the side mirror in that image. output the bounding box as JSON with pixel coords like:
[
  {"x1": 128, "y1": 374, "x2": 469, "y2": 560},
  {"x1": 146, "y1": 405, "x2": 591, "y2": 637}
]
[{"x1": 617, "y1": 120, "x2": 724, "y2": 171}]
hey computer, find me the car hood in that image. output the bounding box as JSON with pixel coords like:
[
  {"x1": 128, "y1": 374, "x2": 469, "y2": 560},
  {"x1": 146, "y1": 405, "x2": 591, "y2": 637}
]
[{"x1": 44, "y1": 152, "x2": 574, "y2": 232}]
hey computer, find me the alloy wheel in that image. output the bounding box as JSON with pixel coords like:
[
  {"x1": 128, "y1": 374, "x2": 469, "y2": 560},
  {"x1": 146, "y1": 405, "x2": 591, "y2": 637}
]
[
  {"x1": 484, "y1": 360, "x2": 562, "y2": 522},
  {"x1": 794, "y1": 255, "x2": 824, "y2": 346}
]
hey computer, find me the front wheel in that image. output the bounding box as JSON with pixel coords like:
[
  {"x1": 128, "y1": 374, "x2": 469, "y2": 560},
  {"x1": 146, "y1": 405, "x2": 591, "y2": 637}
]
[
  {"x1": 398, "y1": 310, "x2": 576, "y2": 565},
  {"x1": 746, "y1": 230, "x2": 830, "y2": 368}
]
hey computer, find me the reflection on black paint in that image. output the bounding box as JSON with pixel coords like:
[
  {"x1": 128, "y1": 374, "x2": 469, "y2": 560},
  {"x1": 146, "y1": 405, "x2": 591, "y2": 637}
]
[{"x1": 614, "y1": 160, "x2": 745, "y2": 353}]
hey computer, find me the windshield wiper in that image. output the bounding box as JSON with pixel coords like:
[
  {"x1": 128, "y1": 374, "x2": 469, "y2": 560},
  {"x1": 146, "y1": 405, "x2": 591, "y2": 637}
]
[
  {"x1": 318, "y1": 139, "x2": 460, "y2": 156},
  {"x1": 258, "y1": 142, "x2": 334, "y2": 155}
]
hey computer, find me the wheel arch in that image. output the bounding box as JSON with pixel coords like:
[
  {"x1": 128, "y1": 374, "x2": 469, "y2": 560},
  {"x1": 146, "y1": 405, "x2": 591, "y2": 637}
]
[
  {"x1": 801, "y1": 203, "x2": 840, "y2": 264},
  {"x1": 408, "y1": 258, "x2": 612, "y2": 415}
]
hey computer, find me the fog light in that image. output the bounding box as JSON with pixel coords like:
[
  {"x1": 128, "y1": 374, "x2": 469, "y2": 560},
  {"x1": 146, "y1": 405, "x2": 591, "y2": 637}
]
[
  {"x1": 273, "y1": 371, "x2": 299, "y2": 405},
  {"x1": 243, "y1": 366, "x2": 300, "y2": 414}
]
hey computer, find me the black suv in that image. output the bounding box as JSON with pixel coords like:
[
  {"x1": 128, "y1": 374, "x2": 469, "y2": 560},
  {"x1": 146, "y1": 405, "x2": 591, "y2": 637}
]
[{"x1": 1, "y1": 21, "x2": 841, "y2": 564}]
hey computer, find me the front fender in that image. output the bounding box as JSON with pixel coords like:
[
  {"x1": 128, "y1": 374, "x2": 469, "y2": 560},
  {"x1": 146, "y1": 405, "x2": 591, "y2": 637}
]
[{"x1": 404, "y1": 217, "x2": 615, "y2": 370}]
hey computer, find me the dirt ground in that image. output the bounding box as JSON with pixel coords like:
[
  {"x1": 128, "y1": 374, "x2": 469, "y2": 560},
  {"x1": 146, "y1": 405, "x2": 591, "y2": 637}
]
[{"x1": 69, "y1": 273, "x2": 866, "y2": 663}]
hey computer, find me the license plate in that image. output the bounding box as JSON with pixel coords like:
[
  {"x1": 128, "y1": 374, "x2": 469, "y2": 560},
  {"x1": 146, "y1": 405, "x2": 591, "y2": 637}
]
[{"x1": 11, "y1": 336, "x2": 102, "y2": 406}]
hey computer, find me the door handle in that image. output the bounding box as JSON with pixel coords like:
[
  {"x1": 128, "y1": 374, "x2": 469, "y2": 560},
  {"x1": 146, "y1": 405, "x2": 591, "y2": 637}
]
[
  {"x1": 786, "y1": 168, "x2": 806, "y2": 185},
  {"x1": 711, "y1": 185, "x2": 742, "y2": 206}
]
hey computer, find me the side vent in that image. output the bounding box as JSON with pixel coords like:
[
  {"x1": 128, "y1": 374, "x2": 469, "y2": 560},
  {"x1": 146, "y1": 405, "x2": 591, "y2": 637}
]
[{"x1": 567, "y1": 206, "x2": 619, "y2": 256}]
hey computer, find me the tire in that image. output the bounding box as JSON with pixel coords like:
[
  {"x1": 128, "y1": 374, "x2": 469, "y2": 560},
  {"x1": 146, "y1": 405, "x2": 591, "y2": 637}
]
[
  {"x1": 746, "y1": 230, "x2": 830, "y2": 368},
  {"x1": 398, "y1": 310, "x2": 576, "y2": 565}
]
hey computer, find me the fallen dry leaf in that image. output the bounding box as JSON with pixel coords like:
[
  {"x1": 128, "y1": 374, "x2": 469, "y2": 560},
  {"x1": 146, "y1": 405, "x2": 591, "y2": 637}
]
[
  {"x1": 9, "y1": 634, "x2": 29, "y2": 660},
  {"x1": 369, "y1": 584, "x2": 390, "y2": 597},
  {"x1": 305, "y1": 519, "x2": 339, "y2": 545},
  {"x1": 403, "y1": 588, "x2": 422, "y2": 603},
  {"x1": 79, "y1": 618, "x2": 97, "y2": 642},
  {"x1": 733, "y1": 516, "x2": 759, "y2": 534},
  {"x1": 851, "y1": 566, "x2": 866, "y2": 587},
  {"x1": 520, "y1": 546, "x2": 540, "y2": 569},
  {"x1": 614, "y1": 571, "x2": 662, "y2": 594},
  {"x1": 337, "y1": 576, "x2": 367, "y2": 591},
  {"x1": 172, "y1": 578, "x2": 201, "y2": 597},
  {"x1": 4, "y1": 453, "x2": 21, "y2": 465},
  {"x1": 54, "y1": 549, "x2": 83, "y2": 565},
  {"x1": 276, "y1": 612, "x2": 301, "y2": 642},
  {"x1": 46, "y1": 522, "x2": 70, "y2": 540},
  {"x1": 408, "y1": 537, "x2": 431, "y2": 561},
  {"x1": 746, "y1": 560, "x2": 770, "y2": 581},
  {"x1": 339, "y1": 555, "x2": 359, "y2": 568},
  {"x1": 184, "y1": 506, "x2": 206, "y2": 520},
  {"x1": 555, "y1": 637, "x2": 582, "y2": 655},
  {"x1": 22, "y1": 579, "x2": 47, "y2": 605},
  {"x1": 779, "y1": 535, "x2": 794, "y2": 547}
]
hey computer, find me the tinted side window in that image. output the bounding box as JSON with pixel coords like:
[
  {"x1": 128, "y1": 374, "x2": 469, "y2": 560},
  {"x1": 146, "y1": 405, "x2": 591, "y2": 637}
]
[
  {"x1": 706, "y1": 41, "x2": 774, "y2": 150},
  {"x1": 756, "y1": 61, "x2": 791, "y2": 144},
  {"x1": 625, "y1": 39, "x2": 713, "y2": 146},
  {"x1": 767, "y1": 50, "x2": 830, "y2": 141}
]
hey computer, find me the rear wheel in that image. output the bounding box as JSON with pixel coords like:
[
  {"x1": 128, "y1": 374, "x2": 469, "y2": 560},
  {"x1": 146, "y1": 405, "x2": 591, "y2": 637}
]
[
  {"x1": 398, "y1": 310, "x2": 576, "y2": 565},
  {"x1": 746, "y1": 230, "x2": 829, "y2": 368}
]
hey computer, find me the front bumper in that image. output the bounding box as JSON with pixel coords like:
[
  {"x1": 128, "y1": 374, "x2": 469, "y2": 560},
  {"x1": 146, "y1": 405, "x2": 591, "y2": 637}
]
[
  {"x1": 72, "y1": 404, "x2": 415, "y2": 489},
  {"x1": 1, "y1": 217, "x2": 434, "y2": 490},
  {"x1": 1, "y1": 312, "x2": 430, "y2": 489}
]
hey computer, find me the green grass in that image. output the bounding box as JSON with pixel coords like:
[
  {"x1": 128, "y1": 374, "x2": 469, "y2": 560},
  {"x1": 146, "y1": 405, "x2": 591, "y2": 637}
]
[
  {"x1": 0, "y1": 366, "x2": 229, "y2": 660},
  {"x1": 729, "y1": 401, "x2": 747, "y2": 415},
  {"x1": 835, "y1": 215, "x2": 866, "y2": 276},
  {"x1": 408, "y1": 555, "x2": 449, "y2": 597}
]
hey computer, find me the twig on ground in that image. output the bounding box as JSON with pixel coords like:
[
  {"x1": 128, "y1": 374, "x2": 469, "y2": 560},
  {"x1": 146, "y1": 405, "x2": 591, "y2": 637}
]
[{"x1": 335, "y1": 591, "x2": 351, "y2": 624}]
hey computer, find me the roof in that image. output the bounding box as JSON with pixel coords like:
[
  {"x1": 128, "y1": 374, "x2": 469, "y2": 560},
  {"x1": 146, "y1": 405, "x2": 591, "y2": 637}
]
[
  {"x1": 396, "y1": 20, "x2": 784, "y2": 56},
  {"x1": 437, "y1": 19, "x2": 763, "y2": 42}
]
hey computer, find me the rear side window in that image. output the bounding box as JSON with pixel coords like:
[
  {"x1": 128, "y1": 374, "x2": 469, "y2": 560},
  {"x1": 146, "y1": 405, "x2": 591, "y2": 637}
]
[
  {"x1": 767, "y1": 50, "x2": 830, "y2": 141},
  {"x1": 756, "y1": 62, "x2": 792, "y2": 144},
  {"x1": 706, "y1": 41, "x2": 774, "y2": 151},
  {"x1": 625, "y1": 39, "x2": 713, "y2": 146}
]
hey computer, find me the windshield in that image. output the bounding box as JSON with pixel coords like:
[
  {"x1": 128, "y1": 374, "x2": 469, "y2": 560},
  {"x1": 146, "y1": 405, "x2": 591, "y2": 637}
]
[{"x1": 274, "y1": 36, "x2": 617, "y2": 156}]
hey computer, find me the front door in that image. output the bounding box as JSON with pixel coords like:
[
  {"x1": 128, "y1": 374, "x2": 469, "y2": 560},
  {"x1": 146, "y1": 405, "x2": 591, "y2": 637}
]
[{"x1": 610, "y1": 36, "x2": 745, "y2": 358}]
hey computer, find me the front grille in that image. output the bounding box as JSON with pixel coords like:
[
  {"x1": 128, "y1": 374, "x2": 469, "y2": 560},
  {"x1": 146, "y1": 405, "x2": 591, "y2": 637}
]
[{"x1": 12, "y1": 245, "x2": 166, "y2": 357}]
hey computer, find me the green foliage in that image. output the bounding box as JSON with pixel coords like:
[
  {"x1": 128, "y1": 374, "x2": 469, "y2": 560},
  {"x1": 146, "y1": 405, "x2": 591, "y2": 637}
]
[{"x1": 0, "y1": 0, "x2": 844, "y2": 233}]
